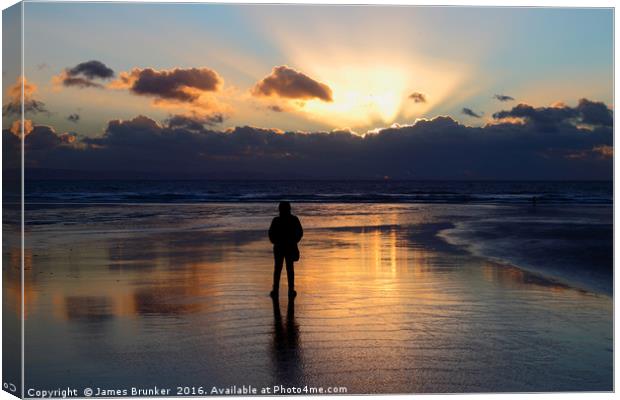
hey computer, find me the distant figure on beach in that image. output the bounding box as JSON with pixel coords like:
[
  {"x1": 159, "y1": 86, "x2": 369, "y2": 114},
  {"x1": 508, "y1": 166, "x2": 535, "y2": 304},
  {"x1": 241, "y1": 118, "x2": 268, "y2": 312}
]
[
  {"x1": 532, "y1": 196, "x2": 537, "y2": 207},
  {"x1": 268, "y1": 201, "x2": 303, "y2": 298}
]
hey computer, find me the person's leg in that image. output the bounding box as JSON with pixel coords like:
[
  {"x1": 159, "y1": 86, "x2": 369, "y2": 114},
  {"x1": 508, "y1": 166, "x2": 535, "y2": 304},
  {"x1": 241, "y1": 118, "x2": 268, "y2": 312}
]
[
  {"x1": 272, "y1": 251, "x2": 284, "y2": 296},
  {"x1": 285, "y1": 256, "x2": 295, "y2": 296}
]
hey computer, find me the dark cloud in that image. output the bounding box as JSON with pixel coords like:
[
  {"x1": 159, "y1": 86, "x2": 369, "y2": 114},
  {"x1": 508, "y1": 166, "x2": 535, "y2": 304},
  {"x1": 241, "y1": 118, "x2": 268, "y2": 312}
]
[
  {"x1": 252, "y1": 66, "x2": 333, "y2": 102},
  {"x1": 26, "y1": 125, "x2": 76, "y2": 150},
  {"x1": 575, "y1": 98, "x2": 613, "y2": 127},
  {"x1": 117, "y1": 67, "x2": 222, "y2": 103},
  {"x1": 493, "y1": 94, "x2": 515, "y2": 102},
  {"x1": 268, "y1": 105, "x2": 284, "y2": 112},
  {"x1": 68, "y1": 60, "x2": 114, "y2": 80},
  {"x1": 493, "y1": 103, "x2": 575, "y2": 127},
  {"x1": 3, "y1": 124, "x2": 75, "y2": 158},
  {"x1": 67, "y1": 113, "x2": 80, "y2": 123},
  {"x1": 62, "y1": 77, "x2": 104, "y2": 89},
  {"x1": 58, "y1": 60, "x2": 114, "y2": 89},
  {"x1": 165, "y1": 113, "x2": 224, "y2": 130},
  {"x1": 462, "y1": 108, "x2": 482, "y2": 118},
  {"x1": 8, "y1": 99, "x2": 612, "y2": 180},
  {"x1": 409, "y1": 92, "x2": 426, "y2": 103},
  {"x1": 3, "y1": 99, "x2": 47, "y2": 116},
  {"x1": 492, "y1": 99, "x2": 612, "y2": 131}
]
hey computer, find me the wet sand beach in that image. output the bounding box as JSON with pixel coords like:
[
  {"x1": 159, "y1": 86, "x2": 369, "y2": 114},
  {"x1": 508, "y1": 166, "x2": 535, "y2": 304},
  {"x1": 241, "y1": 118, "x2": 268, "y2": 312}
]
[{"x1": 6, "y1": 203, "x2": 612, "y2": 393}]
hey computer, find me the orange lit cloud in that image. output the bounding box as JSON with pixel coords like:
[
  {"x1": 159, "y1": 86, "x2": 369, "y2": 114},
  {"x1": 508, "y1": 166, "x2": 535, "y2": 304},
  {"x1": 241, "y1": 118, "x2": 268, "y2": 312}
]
[
  {"x1": 252, "y1": 66, "x2": 333, "y2": 102},
  {"x1": 110, "y1": 67, "x2": 229, "y2": 117},
  {"x1": 53, "y1": 70, "x2": 105, "y2": 89},
  {"x1": 566, "y1": 145, "x2": 613, "y2": 160},
  {"x1": 593, "y1": 145, "x2": 613, "y2": 159},
  {"x1": 3, "y1": 76, "x2": 47, "y2": 116},
  {"x1": 486, "y1": 116, "x2": 526, "y2": 126},
  {"x1": 9, "y1": 119, "x2": 34, "y2": 137},
  {"x1": 550, "y1": 101, "x2": 568, "y2": 108},
  {"x1": 111, "y1": 67, "x2": 222, "y2": 102}
]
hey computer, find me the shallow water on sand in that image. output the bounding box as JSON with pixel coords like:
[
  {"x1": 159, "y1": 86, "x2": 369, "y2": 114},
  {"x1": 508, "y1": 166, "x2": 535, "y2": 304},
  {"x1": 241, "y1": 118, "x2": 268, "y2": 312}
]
[{"x1": 7, "y1": 203, "x2": 612, "y2": 393}]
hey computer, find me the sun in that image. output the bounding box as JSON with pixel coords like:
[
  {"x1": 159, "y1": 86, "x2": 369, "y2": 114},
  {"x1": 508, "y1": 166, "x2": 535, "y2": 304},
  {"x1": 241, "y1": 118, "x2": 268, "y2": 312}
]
[
  {"x1": 299, "y1": 64, "x2": 410, "y2": 128},
  {"x1": 368, "y1": 90, "x2": 402, "y2": 123},
  {"x1": 287, "y1": 60, "x2": 467, "y2": 131}
]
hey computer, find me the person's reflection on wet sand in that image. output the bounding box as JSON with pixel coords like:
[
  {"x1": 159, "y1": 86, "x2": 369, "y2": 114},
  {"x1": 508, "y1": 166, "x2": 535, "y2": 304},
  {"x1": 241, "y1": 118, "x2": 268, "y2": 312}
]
[{"x1": 271, "y1": 297, "x2": 302, "y2": 386}]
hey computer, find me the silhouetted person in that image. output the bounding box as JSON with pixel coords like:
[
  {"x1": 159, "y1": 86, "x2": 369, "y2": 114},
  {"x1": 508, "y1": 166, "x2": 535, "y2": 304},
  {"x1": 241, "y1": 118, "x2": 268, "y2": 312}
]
[{"x1": 268, "y1": 201, "x2": 303, "y2": 298}]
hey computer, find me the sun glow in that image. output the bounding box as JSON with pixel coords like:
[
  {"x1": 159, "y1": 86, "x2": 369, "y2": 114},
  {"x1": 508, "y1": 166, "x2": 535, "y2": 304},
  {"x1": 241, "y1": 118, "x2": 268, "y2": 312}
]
[
  {"x1": 301, "y1": 64, "x2": 407, "y2": 126},
  {"x1": 296, "y1": 61, "x2": 466, "y2": 130},
  {"x1": 250, "y1": 12, "x2": 472, "y2": 131}
]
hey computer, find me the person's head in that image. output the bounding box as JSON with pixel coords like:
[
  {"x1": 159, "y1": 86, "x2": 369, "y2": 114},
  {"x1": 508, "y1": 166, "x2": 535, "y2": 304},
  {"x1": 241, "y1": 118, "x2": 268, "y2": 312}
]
[{"x1": 278, "y1": 201, "x2": 291, "y2": 216}]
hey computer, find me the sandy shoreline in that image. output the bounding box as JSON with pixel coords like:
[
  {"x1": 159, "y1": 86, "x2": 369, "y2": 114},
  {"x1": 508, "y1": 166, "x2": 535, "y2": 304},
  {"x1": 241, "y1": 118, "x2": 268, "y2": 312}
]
[{"x1": 6, "y1": 203, "x2": 612, "y2": 392}]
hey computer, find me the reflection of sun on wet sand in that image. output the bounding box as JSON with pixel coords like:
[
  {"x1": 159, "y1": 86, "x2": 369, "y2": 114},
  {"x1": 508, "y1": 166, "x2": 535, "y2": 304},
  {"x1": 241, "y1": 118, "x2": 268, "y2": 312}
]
[
  {"x1": 20, "y1": 203, "x2": 612, "y2": 393},
  {"x1": 4, "y1": 246, "x2": 38, "y2": 318}
]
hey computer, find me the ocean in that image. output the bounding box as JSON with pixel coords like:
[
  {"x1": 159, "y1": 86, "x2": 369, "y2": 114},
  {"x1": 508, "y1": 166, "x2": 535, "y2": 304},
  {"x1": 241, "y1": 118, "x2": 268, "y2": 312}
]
[{"x1": 22, "y1": 179, "x2": 612, "y2": 205}]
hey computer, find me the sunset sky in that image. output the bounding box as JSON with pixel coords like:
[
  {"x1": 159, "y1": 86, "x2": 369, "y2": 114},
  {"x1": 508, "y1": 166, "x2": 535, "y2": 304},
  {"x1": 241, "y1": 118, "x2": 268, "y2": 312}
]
[{"x1": 2, "y1": 3, "x2": 614, "y2": 179}]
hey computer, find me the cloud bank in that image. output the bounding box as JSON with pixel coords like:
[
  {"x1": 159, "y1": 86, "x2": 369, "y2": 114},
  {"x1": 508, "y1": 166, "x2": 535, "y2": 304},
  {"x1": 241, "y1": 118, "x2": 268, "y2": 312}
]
[
  {"x1": 492, "y1": 99, "x2": 612, "y2": 131},
  {"x1": 5, "y1": 99, "x2": 612, "y2": 180}
]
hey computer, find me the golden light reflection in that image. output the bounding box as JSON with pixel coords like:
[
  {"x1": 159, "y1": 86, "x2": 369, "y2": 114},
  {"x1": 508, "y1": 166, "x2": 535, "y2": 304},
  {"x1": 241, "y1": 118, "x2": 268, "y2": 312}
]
[
  {"x1": 3, "y1": 246, "x2": 38, "y2": 319},
  {"x1": 35, "y1": 221, "x2": 449, "y2": 326},
  {"x1": 480, "y1": 262, "x2": 578, "y2": 296},
  {"x1": 300, "y1": 226, "x2": 439, "y2": 300},
  {"x1": 26, "y1": 205, "x2": 606, "y2": 330}
]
